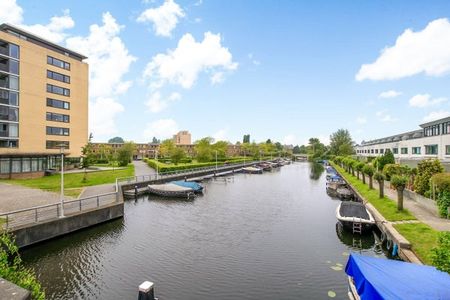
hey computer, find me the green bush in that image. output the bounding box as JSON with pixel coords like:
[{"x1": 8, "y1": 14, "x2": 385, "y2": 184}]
[
  {"x1": 146, "y1": 158, "x2": 250, "y2": 173},
  {"x1": 374, "y1": 171, "x2": 385, "y2": 182},
  {"x1": 0, "y1": 233, "x2": 45, "y2": 299},
  {"x1": 436, "y1": 191, "x2": 450, "y2": 218},
  {"x1": 431, "y1": 231, "x2": 450, "y2": 274},
  {"x1": 431, "y1": 173, "x2": 450, "y2": 194},
  {"x1": 383, "y1": 163, "x2": 411, "y2": 181},
  {"x1": 391, "y1": 175, "x2": 408, "y2": 189},
  {"x1": 362, "y1": 164, "x2": 374, "y2": 176},
  {"x1": 414, "y1": 159, "x2": 444, "y2": 196}
]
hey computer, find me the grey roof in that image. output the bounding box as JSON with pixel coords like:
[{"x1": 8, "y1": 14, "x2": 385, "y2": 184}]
[
  {"x1": 420, "y1": 116, "x2": 450, "y2": 128},
  {"x1": 0, "y1": 23, "x2": 87, "y2": 60}
]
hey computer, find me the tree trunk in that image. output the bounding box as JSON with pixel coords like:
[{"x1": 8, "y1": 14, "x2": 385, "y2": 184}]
[
  {"x1": 352, "y1": 169, "x2": 355, "y2": 176},
  {"x1": 378, "y1": 180, "x2": 384, "y2": 198},
  {"x1": 356, "y1": 171, "x2": 360, "y2": 180},
  {"x1": 397, "y1": 188, "x2": 404, "y2": 211},
  {"x1": 362, "y1": 174, "x2": 366, "y2": 184},
  {"x1": 369, "y1": 176, "x2": 373, "y2": 189}
]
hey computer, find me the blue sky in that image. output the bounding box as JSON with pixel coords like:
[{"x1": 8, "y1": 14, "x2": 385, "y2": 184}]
[{"x1": 2, "y1": 0, "x2": 450, "y2": 145}]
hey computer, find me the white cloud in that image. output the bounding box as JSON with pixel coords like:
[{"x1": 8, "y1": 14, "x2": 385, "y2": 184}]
[
  {"x1": 248, "y1": 53, "x2": 260, "y2": 66},
  {"x1": 137, "y1": 0, "x2": 185, "y2": 37},
  {"x1": 210, "y1": 72, "x2": 224, "y2": 85},
  {"x1": 66, "y1": 12, "x2": 136, "y2": 138},
  {"x1": 376, "y1": 110, "x2": 397, "y2": 122},
  {"x1": 0, "y1": 0, "x2": 23, "y2": 24},
  {"x1": 143, "y1": 119, "x2": 179, "y2": 140},
  {"x1": 144, "y1": 32, "x2": 238, "y2": 89},
  {"x1": 422, "y1": 110, "x2": 450, "y2": 123},
  {"x1": 213, "y1": 128, "x2": 228, "y2": 141},
  {"x1": 356, "y1": 116, "x2": 367, "y2": 124},
  {"x1": 409, "y1": 94, "x2": 447, "y2": 108},
  {"x1": 20, "y1": 10, "x2": 74, "y2": 43},
  {"x1": 356, "y1": 18, "x2": 450, "y2": 81},
  {"x1": 146, "y1": 91, "x2": 181, "y2": 112},
  {"x1": 379, "y1": 90, "x2": 402, "y2": 98},
  {"x1": 283, "y1": 134, "x2": 296, "y2": 145},
  {"x1": 194, "y1": 17, "x2": 202, "y2": 23},
  {"x1": 194, "y1": 0, "x2": 203, "y2": 6}
]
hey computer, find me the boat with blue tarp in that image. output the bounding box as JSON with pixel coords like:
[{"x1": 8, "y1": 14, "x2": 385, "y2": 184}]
[
  {"x1": 171, "y1": 181, "x2": 204, "y2": 193},
  {"x1": 345, "y1": 253, "x2": 450, "y2": 300}
]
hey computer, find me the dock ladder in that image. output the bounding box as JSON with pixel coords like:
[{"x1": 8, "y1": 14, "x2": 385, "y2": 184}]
[{"x1": 352, "y1": 218, "x2": 362, "y2": 234}]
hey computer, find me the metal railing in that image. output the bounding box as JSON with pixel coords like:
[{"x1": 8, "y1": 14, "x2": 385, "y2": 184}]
[
  {"x1": 116, "y1": 161, "x2": 258, "y2": 186},
  {"x1": 0, "y1": 177, "x2": 121, "y2": 231}
]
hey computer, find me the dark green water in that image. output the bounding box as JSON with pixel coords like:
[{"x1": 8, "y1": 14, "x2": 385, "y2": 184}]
[{"x1": 22, "y1": 163, "x2": 387, "y2": 299}]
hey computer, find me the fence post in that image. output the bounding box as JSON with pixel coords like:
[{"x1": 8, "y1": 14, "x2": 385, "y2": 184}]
[
  {"x1": 97, "y1": 196, "x2": 100, "y2": 207},
  {"x1": 79, "y1": 199, "x2": 82, "y2": 211},
  {"x1": 138, "y1": 281, "x2": 155, "y2": 300},
  {"x1": 35, "y1": 208, "x2": 38, "y2": 222},
  {"x1": 6, "y1": 214, "x2": 8, "y2": 229}
]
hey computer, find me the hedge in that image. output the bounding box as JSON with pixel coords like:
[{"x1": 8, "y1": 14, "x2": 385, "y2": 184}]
[{"x1": 145, "y1": 158, "x2": 250, "y2": 173}]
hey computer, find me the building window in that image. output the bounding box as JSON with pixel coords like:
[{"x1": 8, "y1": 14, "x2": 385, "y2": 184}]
[
  {"x1": 0, "y1": 106, "x2": 18, "y2": 121},
  {"x1": 47, "y1": 84, "x2": 70, "y2": 97},
  {"x1": 392, "y1": 148, "x2": 398, "y2": 154},
  {"x1": 0, "y1": 90, "x2": 18, "y2": 106},
  {"x1": 0, "y1": 139, "x2": 18, "y2": 148},
  {"x1": 0, "y1": 73, "x2": 19, "y2": 90},
  {"x1": 0, "y1": 122, "x2": 18, "y2": 138},
  {"x1": 47, "y1": 56, "x2": 70, "y2": 70},
  {"x1": 425, "y1": 144, "x2": 438, "y2": 155},
  {"x1": 371, "y1": 149, "x2": 374, "y2": 154},
  {"x1": 412, "y1": 147, "x2": 421, "y2": 155},
  {"x1": 46, "y1": 140, "x2": 69, "y2": 149},
  {"x1": 0, "y1": 41, "x2": 19, "y2": 59},
  {"x1": 46, "y1": 126, "x2": 69, "y2": 136},
  {"x1": 443, "y1": 122, "x2": 450, "y2": 135},
  {"x1": 424, "y1": 124, "x2": 440, "y2": 137},
  {"x1": 401, "y1": 147, "x2": 408, "y2": 154},
  {"x1": 446, "y1": 145, "x2": 450, "y2": 155},
  {"x1": 380, "y1": 149, "x2": 384, "y2": 154},
  {"x1": 375, "y1": 149, "x2": 379, "y2": 154},
  {"x1": 46, "y1": 112, "x2": 69, "y2": 123},
  {"x1": 0, "y1": 57, "x2": 19, "y2": 75},
  {"x1": 47, "y1": 98, "x2": 69, "y2": 110},
  {"x1": 47, "y1": 70, "x2": 70, "y2": 83}
]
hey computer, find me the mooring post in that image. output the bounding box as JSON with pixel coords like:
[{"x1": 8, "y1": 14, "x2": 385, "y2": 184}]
[
  {"x1": 138, "y1": 281, "x2": 155, "y2": 300},
  {"x1": 135, "y1": 185, "x2": 138, "y2": 196}
]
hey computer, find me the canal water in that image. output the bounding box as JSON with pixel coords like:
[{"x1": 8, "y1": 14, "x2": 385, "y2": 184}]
[{"x1": 22, "y1": 163, "x2": 388, "y2": 300}]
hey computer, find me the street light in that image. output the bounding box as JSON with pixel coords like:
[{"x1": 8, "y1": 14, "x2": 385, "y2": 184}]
[
  {"x1": 58, "y1": 144, "x2": 66, "y2": 218},
  {"x1": 215, "y1": 150, "x2": 218, "y2": 171}
]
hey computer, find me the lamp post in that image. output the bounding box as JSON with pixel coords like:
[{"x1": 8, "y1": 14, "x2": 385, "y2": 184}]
[
  {"x1": 155, "y1": 150, "x2": 159, "y2": 180},
  {"x1": 58, "y1": 144, "x2": 65, "y2": 218},
  {"x1": 215, "y1": 150, "x2": 218, "y2": 171}
]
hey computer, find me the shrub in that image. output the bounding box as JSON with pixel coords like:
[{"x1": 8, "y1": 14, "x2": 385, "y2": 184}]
[
  {"x1": 436, "y1": 191, "x2": 450, "y2": 218},
  {"x1": 362, "y1": 164, "x2": 374, "y2": 176},
  {"x1": 431, "y1": 232, "x2": 450, "y2": 274},
  {"x1": 383, "y1": 163, "x2": 411, "y2": 181},
  {"x1": 431, "y1": 173, "x2": 450, "y2": 194},
  {"x1": 0, "y1": 233, "x2": 45, "y2": 299},
  {"x1": 391, "y1": 175, "x2": 408, "y2": 189},
  {"x1": 414, "y1": 159, "x2": 444, "y2": 196}
]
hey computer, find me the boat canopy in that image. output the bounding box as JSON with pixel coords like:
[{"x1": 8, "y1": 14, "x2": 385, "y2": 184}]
[
  {"x1": 345, "y1": 253, "x2": 450, "y2": 300},
  {"x1": 171, "y1": 181, "x2": 203, "y2": 192},
  {"x1": 339, "y1": 202, "x2": 369, "y2": 219}
]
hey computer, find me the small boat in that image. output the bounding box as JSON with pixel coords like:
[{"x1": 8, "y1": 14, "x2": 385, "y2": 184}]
[
  {"x1": 327, "y1": 174, "x2": 345, "y2": 184},
  {"x1": 242, "y1": 166, "x2": 263, "y2": 174},
  {"x1": 336, "y1": 202, "x2": 375, "y2": 233},
  {"x1": 326, "y1": 166, "x2": 336, "y2": 174},
  {"x1": 170, "y1": 181, "x2": 204, "y2": 193},
  {"x1": 148, "y1": 183, "x2": 195, "y2": 198},
  {"x1": 257, "y1": 162, "x2": 272, "y2": 171},
  {"x1": 346, "y1": 253, "x2": 450, "y2": 300},
  {"x1": 336, "y1": 187, "x2": 353, "y2": 200}
]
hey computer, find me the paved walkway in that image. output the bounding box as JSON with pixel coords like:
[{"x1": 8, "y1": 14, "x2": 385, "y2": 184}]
[
  {"x1": 0, "y1": 183, "x2": 69, "y2": 213},
  {"x1": 133, "y1": 160, "x2": 156, "y2": 177},
  {"x1": 368, "y1": 177, "x2": 450, "y2": 231}
]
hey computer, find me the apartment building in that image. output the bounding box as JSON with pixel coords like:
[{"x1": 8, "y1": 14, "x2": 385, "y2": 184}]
[
  {"x1": 0, "y1": 24, "x2": 88, "y2": 178},
  {"x1": 173, "y1": 131, "x2": 191, "y2": 145},
  {"x1": 355, "y1": 116, "x2": 450, "y2": 167}
]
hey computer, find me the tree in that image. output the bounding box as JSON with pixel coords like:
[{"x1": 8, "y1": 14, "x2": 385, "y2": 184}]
[
  {"x1": 293, "y1": 145, "x2": 301, "y2": 154},
  {"x1": 274, "y1": 142, "x2": 283, "y2": 151},
  {"x1": 363, "y1": 164, "x2": 375, "y2": 189},
  {"x1": 170, "y1": 147, "x2": 186, "y2": 165},
  {"x1": 212, "y1": 140, "x2": 229, "y2": 159},
  {"x1": 108, "y1": 136, "x2": 124, "y2": 143},
  {"x1": 0, "y1": 233, "x2": 45, "y2": 300},
  {"x1": 329, "y1": 129, "x2": 354, "y2": 156},
  {"x1": 374, "y1": 172, "x2": 386, "y2": 198},
  {"x1": 151, "y1": 137, "x2": 160, "y2": 144},
  {"x1": 117, "y1": 142, "x2": 135, "y2": 166},
  {"x1": 98, "y1": 144, "x2": 112, "y2": 161},
  {"x1": 81, "y1": 133, "x2": 95, "y2": 182},
  {"x1": 307, "y1": 138, "x2": 327, "y2": 161},
  {"x1": 243, "y1": 134, "x2": 250, "y2": 143},
  {"x1": 356, "y1": 162, "x2": 365, "y2": 181},
  {"x1": 160, "y1": 139, "x2": 175, "y2": 158},
  {"x1": 374, "y1": 149, "x2": 395, "y2": 171},
  {"x1": 431, "y1": 232, "x2": 450, "y2": 274},
  {"x1": 414, "y1": 159, "x2": 444, "y2": 196},
  {"x1": 195, "y1": 137, "x2": 214, "y2": 162},
  {"x1": 391, "y1": 175, "x2": 409, "y2": 211}
]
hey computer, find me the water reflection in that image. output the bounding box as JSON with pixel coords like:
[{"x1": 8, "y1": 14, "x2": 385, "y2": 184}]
[{"x1": 309, "y1": 162, "x2": 324, "y2": 180}]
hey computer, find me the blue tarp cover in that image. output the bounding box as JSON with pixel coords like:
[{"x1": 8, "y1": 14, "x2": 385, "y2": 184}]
[
  {"x1": 171, "y1": 181, "x2": 203, "y2": 191},
  {"x1": 345, "y1": 253, "x2": 450, "y2": 300}
]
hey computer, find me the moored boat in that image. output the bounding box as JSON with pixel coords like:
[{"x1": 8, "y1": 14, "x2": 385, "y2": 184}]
[
  {"x1": 170, "y1": 181, "x2": 204, "y2": 193},
  {"x1": 336, "y1": 187, "x2": 353, "y2": 200},
  {"x1": 346, "y1": 253, "x2": 450, "y2": 300},
  {"x1": 242, "y1": 166, "x2": 263, "y2": 174},
  {"x1": 336, "y1": 201, "x2": 375, "y2": 233},
  {"x1": 148, "y1": 183, "x2": 195, "y2": 198},
  {"x1": 257, "y1": 162, "x2": 272, "y2": 171}
]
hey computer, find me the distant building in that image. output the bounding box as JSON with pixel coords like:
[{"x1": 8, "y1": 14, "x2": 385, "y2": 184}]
[
  {"x1": 355, "y1": 116, "x2": 450, "y2": 167},
  {"x1": 0, "y1": 24, "x2": 88, "y2": 178},
  {"x1": 173, "y1": 131, "x2": 191, "y2": 145}
]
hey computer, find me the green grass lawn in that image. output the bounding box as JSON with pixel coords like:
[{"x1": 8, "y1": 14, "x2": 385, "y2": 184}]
[
  {"x1": 394, "y1": 222, "x2": 440, "y2": 265},
  {"x1": 332, "y1": 163, "x2": 416, "y2": 221},
  {"x1": 1, "y1": 164, "x2": 134, "y2": 196}
]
